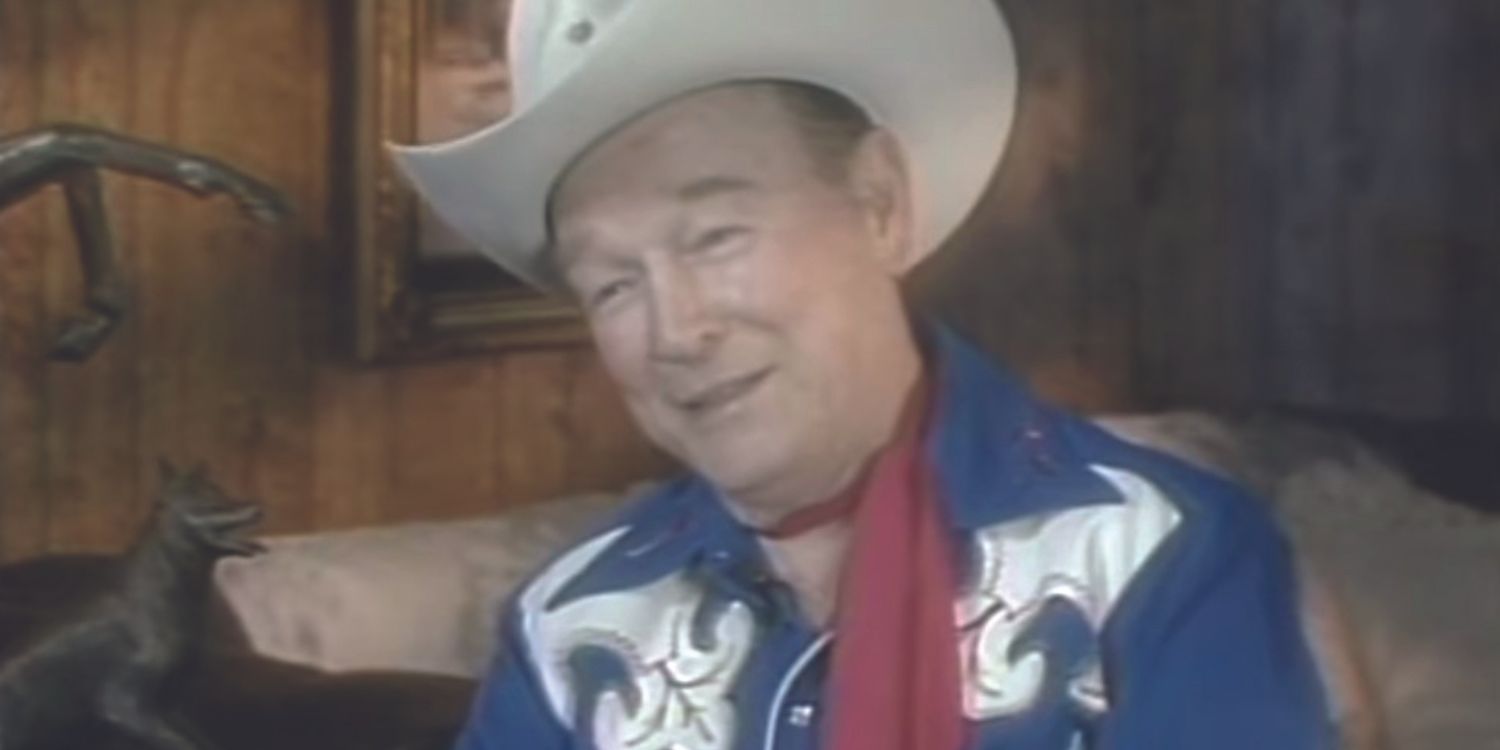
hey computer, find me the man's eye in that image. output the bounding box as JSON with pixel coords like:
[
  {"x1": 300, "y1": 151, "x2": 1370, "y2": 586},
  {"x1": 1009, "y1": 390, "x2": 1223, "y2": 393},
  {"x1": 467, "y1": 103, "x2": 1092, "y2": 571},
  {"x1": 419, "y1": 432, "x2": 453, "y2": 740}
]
[{"x1": 589, "y1": 278, "x2": 636, "y2": 310}]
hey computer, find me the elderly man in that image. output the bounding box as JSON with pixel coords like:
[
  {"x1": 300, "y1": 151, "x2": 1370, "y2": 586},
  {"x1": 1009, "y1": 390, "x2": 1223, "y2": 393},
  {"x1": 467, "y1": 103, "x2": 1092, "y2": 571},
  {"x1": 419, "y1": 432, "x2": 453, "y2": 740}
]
[{"x1": 394, "y1": 0, "x2": 1335, "y2": 748}]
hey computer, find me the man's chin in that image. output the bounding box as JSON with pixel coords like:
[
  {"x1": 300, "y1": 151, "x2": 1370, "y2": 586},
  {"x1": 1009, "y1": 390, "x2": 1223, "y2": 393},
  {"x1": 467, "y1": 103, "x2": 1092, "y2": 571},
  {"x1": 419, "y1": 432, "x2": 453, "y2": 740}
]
[{"x1": 686, "y1": 444, "x2": 789, "y2": 501}]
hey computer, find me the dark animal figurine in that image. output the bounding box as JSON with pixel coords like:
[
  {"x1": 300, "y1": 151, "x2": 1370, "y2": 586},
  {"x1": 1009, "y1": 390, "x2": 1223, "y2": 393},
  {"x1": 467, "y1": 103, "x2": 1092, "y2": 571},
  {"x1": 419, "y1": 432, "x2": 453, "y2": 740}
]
[
  {"x1": 0, "y1": 124, "x2": 289, "y2": 361},
  {"x1": 0, "y1": 461, "x2": 264, "y2": 750}
]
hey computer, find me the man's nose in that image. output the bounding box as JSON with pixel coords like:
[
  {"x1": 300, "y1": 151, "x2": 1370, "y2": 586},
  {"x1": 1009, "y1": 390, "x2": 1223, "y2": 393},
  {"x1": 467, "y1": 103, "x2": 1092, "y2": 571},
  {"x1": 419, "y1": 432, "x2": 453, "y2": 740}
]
[{"x1": 648, "y1": 260, "x2": 723, "y2": 362}]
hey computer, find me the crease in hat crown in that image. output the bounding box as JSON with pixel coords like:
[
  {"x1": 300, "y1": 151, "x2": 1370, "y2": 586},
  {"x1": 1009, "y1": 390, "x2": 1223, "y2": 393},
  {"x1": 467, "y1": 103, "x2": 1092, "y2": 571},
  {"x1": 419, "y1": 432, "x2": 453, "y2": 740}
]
[{"x1": 389, "y1": 0, "x2": 1020, "y2": 291}]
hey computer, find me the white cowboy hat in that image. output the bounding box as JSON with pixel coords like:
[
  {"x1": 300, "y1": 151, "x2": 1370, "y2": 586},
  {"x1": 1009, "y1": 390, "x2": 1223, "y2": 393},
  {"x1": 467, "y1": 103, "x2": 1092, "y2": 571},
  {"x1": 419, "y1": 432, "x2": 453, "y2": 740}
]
[{"x1": 390, "y1": 0, "x2": 1018, "y2": 289}]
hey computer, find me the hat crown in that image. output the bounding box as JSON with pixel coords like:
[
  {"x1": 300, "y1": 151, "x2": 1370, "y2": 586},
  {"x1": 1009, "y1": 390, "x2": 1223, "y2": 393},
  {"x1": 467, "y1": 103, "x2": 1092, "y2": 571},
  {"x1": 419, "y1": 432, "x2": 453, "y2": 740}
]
[{"x1": 510, "y1": 0, "x2": 633, "y2": 108}]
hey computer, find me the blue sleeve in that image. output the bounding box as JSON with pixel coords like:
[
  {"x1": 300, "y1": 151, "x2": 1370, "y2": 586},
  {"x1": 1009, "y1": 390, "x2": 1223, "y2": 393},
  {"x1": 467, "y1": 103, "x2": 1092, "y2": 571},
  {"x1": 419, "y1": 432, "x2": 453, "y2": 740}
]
[
  {"x1": 1094, "y1": 482, "x2": 1336, "y2": 749},
  {"x1": 454, "y1": 605, "x2": 572, "y2": 750}
]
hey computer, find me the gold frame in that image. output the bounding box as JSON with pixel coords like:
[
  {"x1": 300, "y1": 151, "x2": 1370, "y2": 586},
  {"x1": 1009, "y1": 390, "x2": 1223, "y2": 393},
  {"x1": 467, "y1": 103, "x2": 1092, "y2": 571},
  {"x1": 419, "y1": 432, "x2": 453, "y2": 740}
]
[{"x1": 347, "y1": 0, "x2": 585, "y2": 362}]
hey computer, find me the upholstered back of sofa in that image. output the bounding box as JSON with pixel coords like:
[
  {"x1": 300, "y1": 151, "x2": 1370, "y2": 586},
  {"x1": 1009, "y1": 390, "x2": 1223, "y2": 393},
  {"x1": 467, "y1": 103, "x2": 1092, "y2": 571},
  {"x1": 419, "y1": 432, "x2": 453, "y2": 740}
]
[{"x1": 215, "y1": 414, "x2": 1500, "y2": 749}]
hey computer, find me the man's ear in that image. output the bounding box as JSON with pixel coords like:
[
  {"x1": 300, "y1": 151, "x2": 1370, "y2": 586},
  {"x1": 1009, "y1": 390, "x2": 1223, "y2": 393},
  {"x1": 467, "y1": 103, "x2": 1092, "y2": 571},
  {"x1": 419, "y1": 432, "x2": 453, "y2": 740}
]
[{"x1": 847, "y1": 128, "x2": 916, "y2": 275}]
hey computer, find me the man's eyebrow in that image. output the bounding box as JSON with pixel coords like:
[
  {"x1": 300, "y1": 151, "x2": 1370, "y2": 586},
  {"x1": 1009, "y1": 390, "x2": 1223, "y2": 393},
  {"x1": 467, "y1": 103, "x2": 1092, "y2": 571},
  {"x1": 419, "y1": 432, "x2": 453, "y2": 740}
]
[
  {"x1": 549, "y1": 236, "x2": 636, "y2": 278},
  {"x1": 677, "y1": 175, "x2": 758, "y2": 202}
]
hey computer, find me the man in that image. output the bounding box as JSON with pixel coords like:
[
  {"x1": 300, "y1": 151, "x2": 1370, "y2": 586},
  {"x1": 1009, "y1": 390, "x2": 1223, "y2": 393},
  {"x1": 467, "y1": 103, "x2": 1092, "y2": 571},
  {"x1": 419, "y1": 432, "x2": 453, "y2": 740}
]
[{"x1": 393, "y1": 0, "x2": 1336, "y2": 748}]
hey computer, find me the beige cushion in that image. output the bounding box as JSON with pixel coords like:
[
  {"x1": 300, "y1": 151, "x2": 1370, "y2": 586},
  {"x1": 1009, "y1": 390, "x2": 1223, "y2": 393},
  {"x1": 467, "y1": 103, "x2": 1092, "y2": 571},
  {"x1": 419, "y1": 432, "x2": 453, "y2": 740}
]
[{"x1": 215, "y1": 492, "x2": 622, "y2": 676}]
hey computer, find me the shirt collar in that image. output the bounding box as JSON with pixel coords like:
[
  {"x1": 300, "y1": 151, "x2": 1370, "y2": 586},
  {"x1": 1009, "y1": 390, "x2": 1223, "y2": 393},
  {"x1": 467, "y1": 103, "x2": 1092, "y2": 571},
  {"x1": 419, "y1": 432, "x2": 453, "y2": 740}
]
[{"x1": 922, "y1": 321, "x2": 1123, "y2": 530}]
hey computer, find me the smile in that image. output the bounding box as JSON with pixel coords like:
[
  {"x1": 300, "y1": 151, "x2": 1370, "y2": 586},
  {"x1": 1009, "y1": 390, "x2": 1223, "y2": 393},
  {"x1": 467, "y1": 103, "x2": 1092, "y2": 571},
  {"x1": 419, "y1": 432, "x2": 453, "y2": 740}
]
[{"x1": 676, "y1": 367, "x2": 774, "y2": 417}]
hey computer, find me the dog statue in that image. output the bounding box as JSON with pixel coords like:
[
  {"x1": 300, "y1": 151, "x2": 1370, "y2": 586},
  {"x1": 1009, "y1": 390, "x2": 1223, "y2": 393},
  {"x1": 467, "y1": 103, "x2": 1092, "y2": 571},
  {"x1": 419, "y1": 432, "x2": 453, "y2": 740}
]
[{"x1": 0, "y1": 461, "x2": 264, "y2": 750}]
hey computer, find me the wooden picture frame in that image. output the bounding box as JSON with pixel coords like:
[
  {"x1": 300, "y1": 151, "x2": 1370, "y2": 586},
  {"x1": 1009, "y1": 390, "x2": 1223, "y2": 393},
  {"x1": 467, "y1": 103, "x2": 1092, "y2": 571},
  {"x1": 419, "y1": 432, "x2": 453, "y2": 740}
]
[{"x1": 347, "y1": 0, "x2": 585, "y2": 362}]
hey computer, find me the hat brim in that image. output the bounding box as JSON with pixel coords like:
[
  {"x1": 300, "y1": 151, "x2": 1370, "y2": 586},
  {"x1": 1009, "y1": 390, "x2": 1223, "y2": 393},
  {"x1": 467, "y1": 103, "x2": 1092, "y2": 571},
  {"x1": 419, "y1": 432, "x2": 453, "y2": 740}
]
[{"x1": 390, "y1": 0, "x2": 1018, "y2": 290}]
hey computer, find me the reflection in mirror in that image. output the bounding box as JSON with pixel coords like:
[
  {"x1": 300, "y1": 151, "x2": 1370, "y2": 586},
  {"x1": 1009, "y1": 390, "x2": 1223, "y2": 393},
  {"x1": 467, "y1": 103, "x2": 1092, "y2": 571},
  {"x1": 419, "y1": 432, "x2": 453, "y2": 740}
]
[{"x1": 416, "y1": 0, "x2": 513, "y2": 260}]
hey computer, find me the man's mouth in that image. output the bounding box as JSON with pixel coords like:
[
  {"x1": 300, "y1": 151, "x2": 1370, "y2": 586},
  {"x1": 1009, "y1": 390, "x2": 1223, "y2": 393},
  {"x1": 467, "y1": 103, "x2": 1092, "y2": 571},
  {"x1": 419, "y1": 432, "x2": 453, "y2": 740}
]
[{"x1": 676, "y1": 367, "x2": 774, "y2": 417}]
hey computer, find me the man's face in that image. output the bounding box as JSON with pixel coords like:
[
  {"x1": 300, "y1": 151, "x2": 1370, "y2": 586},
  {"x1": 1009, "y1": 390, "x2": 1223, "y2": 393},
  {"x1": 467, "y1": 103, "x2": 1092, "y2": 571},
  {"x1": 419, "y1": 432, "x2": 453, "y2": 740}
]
[
  {"x1": 417, "y1": 26, "x2": 512, "y2": 142},
  {"x1": 551, "y1": 85, "x2": 918, "y2": 509}
]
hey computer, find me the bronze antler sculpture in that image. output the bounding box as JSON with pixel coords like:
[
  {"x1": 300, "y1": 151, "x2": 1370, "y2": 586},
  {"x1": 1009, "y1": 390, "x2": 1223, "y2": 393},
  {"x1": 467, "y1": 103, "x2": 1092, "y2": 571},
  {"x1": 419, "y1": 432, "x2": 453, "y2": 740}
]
[{"x1": 0, "y1": 124, "x2": 289, "y2": 361}]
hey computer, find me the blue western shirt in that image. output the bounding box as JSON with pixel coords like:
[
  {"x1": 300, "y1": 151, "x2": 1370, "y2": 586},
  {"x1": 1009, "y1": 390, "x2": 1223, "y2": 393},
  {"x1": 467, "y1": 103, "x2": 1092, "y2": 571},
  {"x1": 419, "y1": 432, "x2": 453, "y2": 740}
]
[{"x1": 456, "y1": 325, "x2": 1334, "y2": 750}]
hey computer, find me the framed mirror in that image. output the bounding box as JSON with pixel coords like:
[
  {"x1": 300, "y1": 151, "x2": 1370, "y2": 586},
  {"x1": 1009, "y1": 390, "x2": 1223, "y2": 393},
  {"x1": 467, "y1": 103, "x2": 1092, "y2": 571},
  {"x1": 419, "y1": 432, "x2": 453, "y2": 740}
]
[{"x1": 347, "y1": 0, "x2": 585, "y2": 362}]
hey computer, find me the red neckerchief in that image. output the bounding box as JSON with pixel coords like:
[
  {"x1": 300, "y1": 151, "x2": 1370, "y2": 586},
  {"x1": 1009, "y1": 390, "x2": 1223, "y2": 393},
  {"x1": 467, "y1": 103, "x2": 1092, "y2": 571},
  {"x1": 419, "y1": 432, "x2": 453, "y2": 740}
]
[
  {"x1": 749, "y1": 375, "x2": 964, "y2": 749},
  {"x1": 822, "y1": 376, "x2": 966, "y2": 750}
]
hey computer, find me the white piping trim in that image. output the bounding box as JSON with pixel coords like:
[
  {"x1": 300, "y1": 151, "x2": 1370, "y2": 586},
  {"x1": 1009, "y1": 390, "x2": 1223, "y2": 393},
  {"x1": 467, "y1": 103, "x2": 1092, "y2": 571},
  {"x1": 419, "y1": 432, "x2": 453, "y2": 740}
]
[{"x1": 762, "y1": 633, "x2": 833, "y2": 750}]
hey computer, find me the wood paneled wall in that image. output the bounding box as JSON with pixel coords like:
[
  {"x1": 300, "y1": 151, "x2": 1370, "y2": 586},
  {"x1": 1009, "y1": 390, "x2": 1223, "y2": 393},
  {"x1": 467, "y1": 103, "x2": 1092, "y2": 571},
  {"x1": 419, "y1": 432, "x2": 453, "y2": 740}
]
[
  {"x1": 923, "y1": 0, "x2": 1500, "y2": 418},
  {"x1": 0, "y1": 0, "x2": 668, "y2": 563},
  {"x1": 1, "y1": 0, "x2": 1496, "y2": 562}
]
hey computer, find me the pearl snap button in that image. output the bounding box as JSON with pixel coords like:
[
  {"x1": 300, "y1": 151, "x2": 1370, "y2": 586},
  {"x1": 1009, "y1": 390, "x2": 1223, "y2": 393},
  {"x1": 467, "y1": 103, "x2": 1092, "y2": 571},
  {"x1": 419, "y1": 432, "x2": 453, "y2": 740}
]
[{"x1": 788, "y1": 703, "x2": 816, "y2": 727}]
